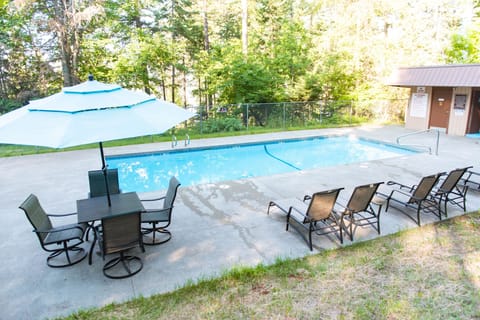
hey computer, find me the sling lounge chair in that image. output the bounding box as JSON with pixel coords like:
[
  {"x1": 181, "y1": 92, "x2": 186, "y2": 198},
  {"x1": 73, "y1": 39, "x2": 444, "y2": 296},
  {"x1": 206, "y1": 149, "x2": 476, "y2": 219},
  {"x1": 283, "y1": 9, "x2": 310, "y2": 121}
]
[
  {"x1": 431, "y1": 167, "x2": 471, "y2": 217},
  {"x1": 269, "y1": 188, "x2": 344, "y2": 251},
  {"x1": 382, "y1": 173, "x2": 443, "y2": 226},
  {"x1": 334, "y1": 182, "x2": 384, "y2": 242},
  {"x1": 140, "y1": 176, "x2": 181, "y2": 245},
  {"x1": 19, "y1": 194, "x2": 87, "y2": 268}
]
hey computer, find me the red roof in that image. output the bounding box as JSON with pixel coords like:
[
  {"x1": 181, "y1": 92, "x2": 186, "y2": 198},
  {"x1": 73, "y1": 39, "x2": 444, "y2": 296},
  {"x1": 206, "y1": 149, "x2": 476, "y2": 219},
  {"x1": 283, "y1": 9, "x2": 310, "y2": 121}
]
[{"x1": 387, "y1": 64, "x2": 480, "y2": 87}]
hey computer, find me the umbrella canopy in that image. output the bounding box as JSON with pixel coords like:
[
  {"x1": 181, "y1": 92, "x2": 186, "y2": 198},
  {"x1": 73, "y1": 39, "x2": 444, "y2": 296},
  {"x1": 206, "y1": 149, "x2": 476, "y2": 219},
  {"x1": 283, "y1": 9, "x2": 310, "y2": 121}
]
[
  {"x1": 0, "y1": 79, "x2": 195, "y2": 148},
  {"x1": 0, "y1": 77, "x2": 196, "y2": 205}
]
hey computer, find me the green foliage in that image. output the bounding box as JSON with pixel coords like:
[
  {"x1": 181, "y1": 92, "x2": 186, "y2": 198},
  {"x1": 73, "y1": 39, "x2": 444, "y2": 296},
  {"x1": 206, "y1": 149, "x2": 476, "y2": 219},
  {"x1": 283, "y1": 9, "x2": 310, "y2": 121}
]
[
  {"x1": 198, "y1": 117, "x2": 244, "y2": 133},
  {"x1": 444, "y1": 29, "x2": 480, "y2": 63}
]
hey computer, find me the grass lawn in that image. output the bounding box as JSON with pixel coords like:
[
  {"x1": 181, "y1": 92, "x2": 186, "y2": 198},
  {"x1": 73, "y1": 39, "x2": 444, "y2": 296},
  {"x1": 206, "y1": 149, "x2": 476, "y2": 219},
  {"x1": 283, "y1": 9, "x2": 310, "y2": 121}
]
[{"x1": 62, "y1": 211, "x2": 480, "y2": 320}]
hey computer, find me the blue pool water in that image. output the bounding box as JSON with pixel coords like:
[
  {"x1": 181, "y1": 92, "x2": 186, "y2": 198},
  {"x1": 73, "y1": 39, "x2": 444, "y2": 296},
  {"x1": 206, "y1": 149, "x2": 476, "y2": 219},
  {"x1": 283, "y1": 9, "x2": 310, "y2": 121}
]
[{"x1": 107, "y1": 136, "x2": 416, "y2": 192}]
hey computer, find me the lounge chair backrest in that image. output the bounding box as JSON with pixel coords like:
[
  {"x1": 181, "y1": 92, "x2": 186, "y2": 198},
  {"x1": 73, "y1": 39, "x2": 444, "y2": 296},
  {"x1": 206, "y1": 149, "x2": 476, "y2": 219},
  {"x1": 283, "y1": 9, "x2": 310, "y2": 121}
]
[
  {"x1": 438, "y1": 167, "x2": 469, "y2": 193},
  {"x1": 346, "y1": 182, "x2": 383, "y2": 213},
  {"x1": 307, "y1": 188, "x2": 342, "y2": 221},
  {"x1": 19, "y1": 194, "x2": 52, "y2": 243},
  {"x1": 88, "y1": 168, "x2": 120, "y2": 197},
  {"x1": 101, "y1": 212, "x2": 142, "y2": 256},
  {"x1": 163, "y1": 176, "x2": 181, "y2": 210},
  {"x1": 411, "y1": 174, "x2": 441, "y2": 201}
]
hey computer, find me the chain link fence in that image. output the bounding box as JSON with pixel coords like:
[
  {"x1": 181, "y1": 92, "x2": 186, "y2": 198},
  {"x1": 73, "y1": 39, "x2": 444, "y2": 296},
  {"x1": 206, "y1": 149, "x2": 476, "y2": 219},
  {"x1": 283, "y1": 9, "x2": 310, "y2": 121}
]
[{"x1": 189, "y1": 99, "x2": 407, "y2": 134}]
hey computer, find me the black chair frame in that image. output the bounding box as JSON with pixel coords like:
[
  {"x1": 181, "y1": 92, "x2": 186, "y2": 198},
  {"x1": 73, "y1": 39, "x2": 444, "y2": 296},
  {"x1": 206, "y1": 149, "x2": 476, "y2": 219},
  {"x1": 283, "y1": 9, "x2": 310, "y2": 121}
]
[
  {"x1": 285, "y1": 188, "x2": 344, "y2": 251},
  {"x1": 141, "y1": 176, "x2": 181, "y2": 245},
  {"x1": 383, "y1": 174, "x2": 443, "y2": 226},
  {"x1": 335, "y1": 182, "x2": 384, "y2": 242},
  {"x1": 19, "y1": 194, "x2": 87, "y2": 268}
]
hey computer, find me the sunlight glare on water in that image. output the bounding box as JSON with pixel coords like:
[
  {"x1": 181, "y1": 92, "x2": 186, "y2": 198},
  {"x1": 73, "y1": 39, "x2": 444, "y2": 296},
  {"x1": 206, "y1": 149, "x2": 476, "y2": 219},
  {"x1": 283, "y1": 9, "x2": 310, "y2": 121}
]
[{"x1": 107, "y1": 136, "x2": 416, "y2": 192}]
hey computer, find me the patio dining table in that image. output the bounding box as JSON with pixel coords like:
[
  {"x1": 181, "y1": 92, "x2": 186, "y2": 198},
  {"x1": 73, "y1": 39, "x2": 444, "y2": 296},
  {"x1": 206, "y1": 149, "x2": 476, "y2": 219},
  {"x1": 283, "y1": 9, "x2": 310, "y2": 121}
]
[{"x1": 77, "y1": 192, "x2": 145, "y2": 264}]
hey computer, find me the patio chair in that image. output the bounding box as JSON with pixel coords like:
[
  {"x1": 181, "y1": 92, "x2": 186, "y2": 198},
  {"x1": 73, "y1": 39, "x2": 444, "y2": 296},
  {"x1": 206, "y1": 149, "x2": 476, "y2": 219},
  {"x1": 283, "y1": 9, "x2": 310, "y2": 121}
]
[
  {"x1": 19, "y1": 194, "x2": 87, "y2": 268},
  {"x1": 86, "y1": 168, "x2": 121, "y2": 240},
  {"x1": 96, "y1": 212, "x2": 145, "y2": 279},
  {"x1": 462, "y1": 168, "x2": 480, "y2": 191},
  {"x1": 382, "y1": 173, "x2": 443, "y2": 226},
  {"x1": 333, "y1": 182, "x2": 384, "y2": 242},
  {"x1": 140, "y1": 176, "x2": 181, "y2": 245},
  {"x1": 269, "y1": 188, "x2": 344, "y2": 251},
  {"x1": 88, "y1": 168, "x2": 121, "y2": 198},
  {"x1": 431, "y1": 167, "x2": 471, "y2": 217}
]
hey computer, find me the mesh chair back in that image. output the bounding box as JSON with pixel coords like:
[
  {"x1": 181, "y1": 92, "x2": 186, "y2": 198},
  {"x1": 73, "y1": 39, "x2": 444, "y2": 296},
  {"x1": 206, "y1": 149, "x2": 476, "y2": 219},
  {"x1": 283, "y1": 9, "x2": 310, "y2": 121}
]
[
  {"x1": 88, "y1": 169, "x2": 120, "y2": 197},
  {"x1": 438, "y1": 168, "x2": 468, "y2": 193},
  {"x1": 346, "y1": 183, "x2": 382, "y2": 213},
  {"x1": 163, "y1": 176, "x2": 181, "y2": 210},
  {"x1": 411, "y1": 174, "x2": 441, "y2": 201},
  {"x1": 307, "y1": 188, "x2": 342, "y2": 221},
  {"x1": 101, "y1": 212, "x2": 142, "y2": 255},
  {"x1": 19, "y1": 194, "x2": 53, "y2": 243}
]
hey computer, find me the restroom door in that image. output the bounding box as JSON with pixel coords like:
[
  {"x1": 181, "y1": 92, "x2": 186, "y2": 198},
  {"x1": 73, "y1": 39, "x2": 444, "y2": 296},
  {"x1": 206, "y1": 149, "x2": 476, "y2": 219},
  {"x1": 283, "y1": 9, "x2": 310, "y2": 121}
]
[
  {"x1": 467, "y1": 90, "x2": 480, "y2": 133},
  {"x1": 429, "y1": 87, "x2": 452, "y2": 132}
]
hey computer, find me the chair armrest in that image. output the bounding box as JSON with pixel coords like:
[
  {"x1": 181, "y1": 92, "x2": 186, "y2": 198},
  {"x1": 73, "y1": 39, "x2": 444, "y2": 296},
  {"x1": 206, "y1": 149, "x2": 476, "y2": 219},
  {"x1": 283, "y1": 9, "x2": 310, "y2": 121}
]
[
  {"x1": 388, "y1": 188, "x2": 413, "y2": 199},
  {"x1": 386, "y1": 180, "x2": 414, "y2": 191},
  {"x1": 140, "y1": 196, "x2": 166, "y2": 202},
  {"x1": 289, "y1": 206, "x2": 310, "y2": 223},
  {"x1": 142, "y1": 207, "x2": 170, "y2": 214},
  {"x1": 47, "y1": 212, "x2": 77, "y2": 217}
]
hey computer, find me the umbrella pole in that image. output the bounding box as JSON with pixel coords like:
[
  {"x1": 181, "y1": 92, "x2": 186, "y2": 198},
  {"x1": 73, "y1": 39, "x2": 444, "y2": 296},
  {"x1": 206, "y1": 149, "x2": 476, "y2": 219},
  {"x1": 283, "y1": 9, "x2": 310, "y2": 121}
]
[{"x1": 99, "y1": 142, "x2": 112, "y2": 206}]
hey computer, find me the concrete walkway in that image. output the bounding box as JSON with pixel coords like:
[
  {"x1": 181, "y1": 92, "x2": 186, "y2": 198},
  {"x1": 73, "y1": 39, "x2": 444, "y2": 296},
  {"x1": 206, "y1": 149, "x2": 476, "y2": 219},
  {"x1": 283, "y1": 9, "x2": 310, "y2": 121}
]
[{"x1": 1, "y1": 125, "x2": 480, "y2": 319}]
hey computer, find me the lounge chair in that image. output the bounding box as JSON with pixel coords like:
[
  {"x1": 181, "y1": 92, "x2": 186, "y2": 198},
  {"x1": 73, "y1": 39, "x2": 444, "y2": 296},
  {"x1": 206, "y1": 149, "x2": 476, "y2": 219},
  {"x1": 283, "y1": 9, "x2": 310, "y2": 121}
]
[
  {"x1": 268, "y1": 188, "x2": 344, "y2": 251},
  {"x1": 462, "y1": 168, "x2": 480, "y2": 191},
  {"x1": 19, "y1": 194, "x2": 87, "y2": 268},
  {"x1": 431, "y1": 167, "x2": 471, "y2": 217},
  {"x1": 333, "y1": 182, "x2": 384, "y2": 241},
  {"x1": 382, "y1": 173, "x2": 443, "y2": 226},
  {"x1": 96, "y1": 212, "x2": 145, "y2": 279},
  {"x1": 140, "y1": 176, "x2": 181, "y2": 245}
]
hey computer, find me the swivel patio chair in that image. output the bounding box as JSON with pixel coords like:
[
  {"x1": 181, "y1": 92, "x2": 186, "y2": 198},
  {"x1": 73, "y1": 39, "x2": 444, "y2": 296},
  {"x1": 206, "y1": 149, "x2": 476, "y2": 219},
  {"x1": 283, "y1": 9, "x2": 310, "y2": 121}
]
[
  {"x1": 333, "y1": 182, "x2": 384, "y2": 242},
  {"x1": 86, "y1": 168, "x2": 121, "y2": 240},
  {"x1": 431, "y1": 167, "x2": 471, "y2": 217},
  {"x1": 269, "y1": 188, "x2": 344, "y2": 251},
  {"x1": 140, "y1": 176, "x2": 181, "y2": 245},
  {"x1": 96, "y1": 212, "x2": 145, "y2": 279},
  {"x1": 19, "y1": 194, "x2": 87, "y2": 268},
  {"x1": 382, "y1": 173, "x2": 443, "y2": 226},
  {"x1": 88, "y1": 168, "x2": 121, "y2": 198}
]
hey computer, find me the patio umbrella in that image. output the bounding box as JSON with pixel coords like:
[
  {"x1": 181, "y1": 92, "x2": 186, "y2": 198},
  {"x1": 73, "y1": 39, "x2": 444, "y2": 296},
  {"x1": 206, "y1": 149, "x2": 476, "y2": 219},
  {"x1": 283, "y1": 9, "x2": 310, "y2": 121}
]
[{"x1": 0, "y1": 76, "x2": 196, "y2": 205}]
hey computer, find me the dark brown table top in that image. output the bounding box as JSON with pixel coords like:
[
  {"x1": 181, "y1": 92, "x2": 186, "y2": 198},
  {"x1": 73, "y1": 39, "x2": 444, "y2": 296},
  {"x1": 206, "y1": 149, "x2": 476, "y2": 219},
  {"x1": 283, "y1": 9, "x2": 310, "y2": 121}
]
[{"x1": 77, "y1": 192, "x2": 144, "y2": 223}]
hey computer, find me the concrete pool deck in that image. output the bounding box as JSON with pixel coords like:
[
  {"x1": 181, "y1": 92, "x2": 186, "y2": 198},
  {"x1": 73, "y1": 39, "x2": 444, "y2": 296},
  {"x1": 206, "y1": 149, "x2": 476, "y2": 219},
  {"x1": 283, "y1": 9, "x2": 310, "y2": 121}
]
[{"x1": 1, "y1": 124, "x2": 480, "y2": 319}]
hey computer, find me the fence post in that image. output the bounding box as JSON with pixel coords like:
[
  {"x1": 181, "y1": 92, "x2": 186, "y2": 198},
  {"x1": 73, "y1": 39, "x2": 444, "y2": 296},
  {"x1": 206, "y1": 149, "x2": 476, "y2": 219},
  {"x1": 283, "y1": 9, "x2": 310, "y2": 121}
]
[
  {"x1": 246, "y1": 104, "x2": 249, "y2": 131},
  {"x1": 283, "y1": 103, "x2": 286, "y2": 129}
]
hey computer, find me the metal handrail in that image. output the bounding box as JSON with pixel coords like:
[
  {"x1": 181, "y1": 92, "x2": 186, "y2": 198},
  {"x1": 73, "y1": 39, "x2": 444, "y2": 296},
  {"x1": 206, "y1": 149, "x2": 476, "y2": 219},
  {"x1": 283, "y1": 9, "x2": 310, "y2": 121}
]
[
  {"x1": 171, "y1": 135, "x2": 177, "y2": 148},
  {"x1": 184, "y1": 134, "x2": 190, "y2": 146},
  {"x1": 396, "y1": 129, "x2": 439, "y2": 155}
]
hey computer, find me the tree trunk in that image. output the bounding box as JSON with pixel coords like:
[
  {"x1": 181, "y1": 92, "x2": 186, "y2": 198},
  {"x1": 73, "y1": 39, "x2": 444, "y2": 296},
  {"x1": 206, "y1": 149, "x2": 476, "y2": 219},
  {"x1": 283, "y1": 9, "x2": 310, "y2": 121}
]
[{"x1": 242, "y1": 0, "x2": 248, "y2": 56}]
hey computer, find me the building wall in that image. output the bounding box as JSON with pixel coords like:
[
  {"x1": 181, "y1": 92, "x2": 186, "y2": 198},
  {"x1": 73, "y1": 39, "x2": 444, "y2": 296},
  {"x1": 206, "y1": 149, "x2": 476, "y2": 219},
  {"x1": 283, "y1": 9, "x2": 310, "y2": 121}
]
[
  {"x1": 404, "y1": 86, "x2": 471, "y2": 136},
  {"x1": 448, "y1": 87, "x2": 471, "y2": 136},
  {"x1": 404, "y1": 86, "x2": 431, "y2": 131}
]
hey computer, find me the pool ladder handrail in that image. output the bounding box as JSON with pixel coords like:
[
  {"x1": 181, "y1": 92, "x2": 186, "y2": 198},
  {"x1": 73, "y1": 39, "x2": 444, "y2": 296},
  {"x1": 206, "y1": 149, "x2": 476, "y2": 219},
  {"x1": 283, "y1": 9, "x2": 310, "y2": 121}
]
[
  {"x1": 396, "y1": 128, "x2": 439, "y2": 155},
  {"x1": 172, "y1": 134, "x2": 191, "y2": 148}
]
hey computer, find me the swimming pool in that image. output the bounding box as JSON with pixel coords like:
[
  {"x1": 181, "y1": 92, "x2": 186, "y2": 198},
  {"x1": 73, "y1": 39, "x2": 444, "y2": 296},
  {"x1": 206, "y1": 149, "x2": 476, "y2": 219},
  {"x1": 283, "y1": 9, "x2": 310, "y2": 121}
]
[{"x1": 107, "y1": 135, "x2": 417, "y2": 192}]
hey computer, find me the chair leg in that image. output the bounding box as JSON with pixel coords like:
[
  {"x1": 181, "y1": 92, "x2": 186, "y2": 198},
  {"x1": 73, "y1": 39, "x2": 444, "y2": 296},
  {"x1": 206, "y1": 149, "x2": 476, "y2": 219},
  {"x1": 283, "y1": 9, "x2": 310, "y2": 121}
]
[
  {"x1": 103, "y1": 251, "x2": 143, "y2": 279},
  {"x1": 142, "y1": 222, "x2": 172, "y2": 245},
  {"x1": 46, "y1": 242, "x2": 86, "y2": 268}
]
